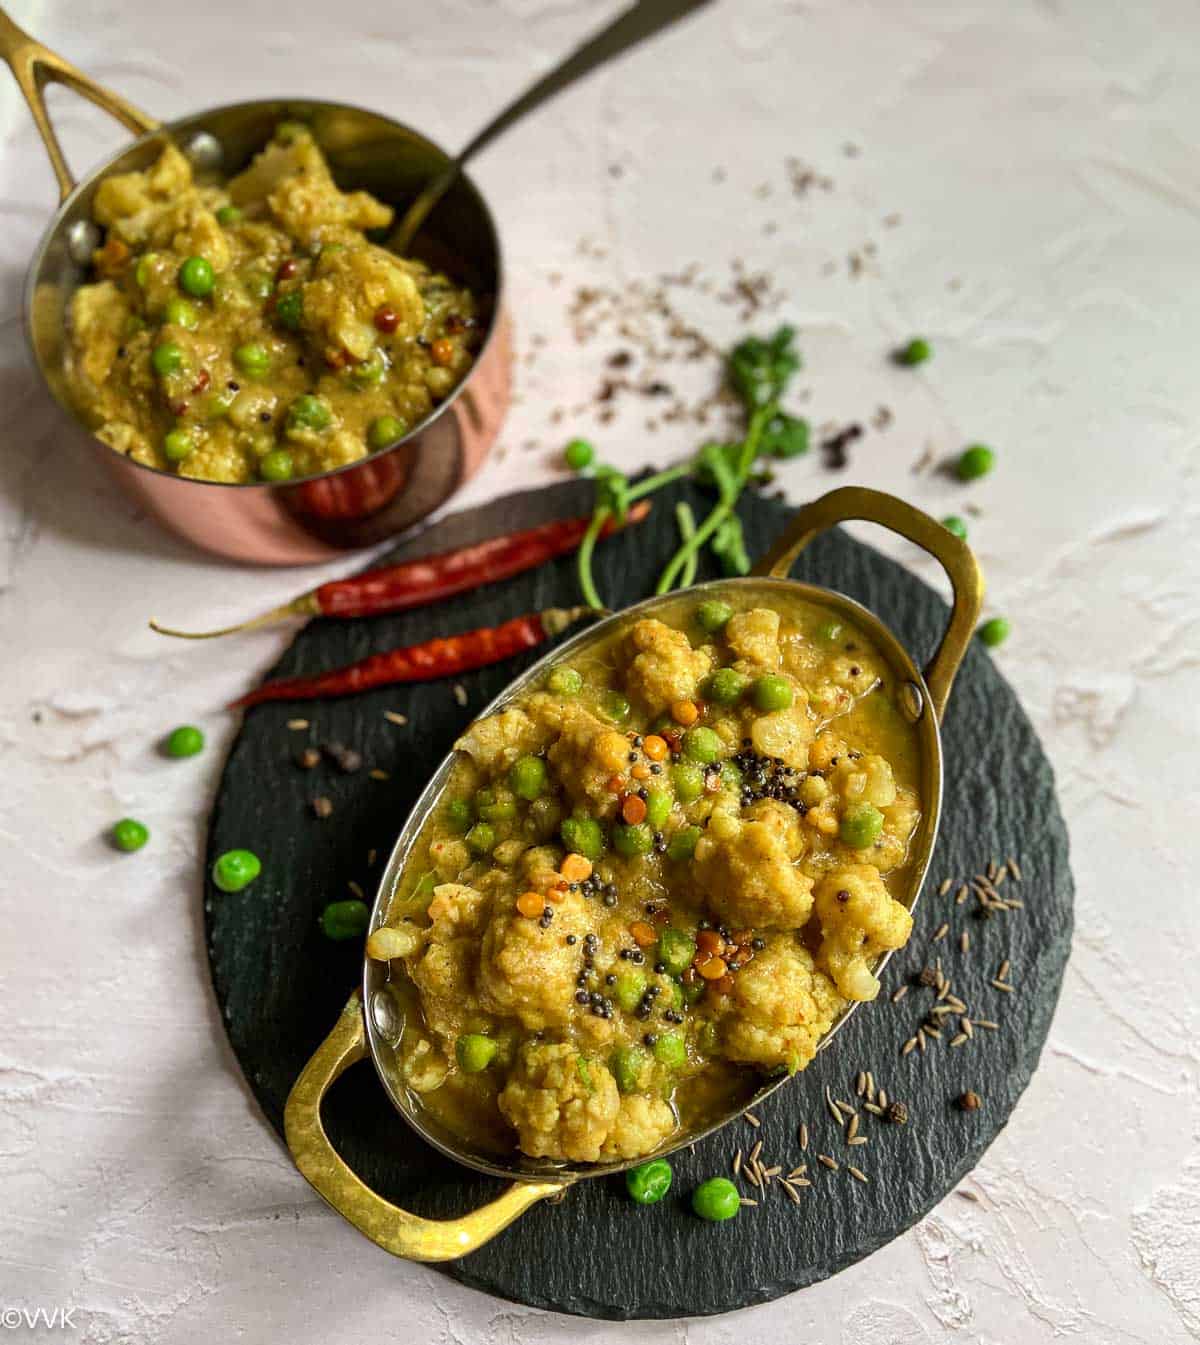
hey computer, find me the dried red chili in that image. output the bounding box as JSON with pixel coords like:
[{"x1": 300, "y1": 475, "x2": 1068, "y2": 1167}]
[
  {"x1": 229, "y1": 606, "x2": 592, "y2": 710},
  {"x1": 151, "y1": 503, "x2": 651, "y2": 639}
]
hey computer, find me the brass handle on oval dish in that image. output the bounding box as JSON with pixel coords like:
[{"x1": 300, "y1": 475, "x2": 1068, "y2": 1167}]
[
  {"x1": 285, "y1": 991, "x2": 568, "y2": 1262},
  {"x1": 0, "y1": 6, "x2": 157, "y2": 201},
  {"x1": 753, "y1": 486, "x2": 984, "y2": 723}
]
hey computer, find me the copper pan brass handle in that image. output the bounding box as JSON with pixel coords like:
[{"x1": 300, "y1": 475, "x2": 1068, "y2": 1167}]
[
  {"x1": 284, "y1": 991, "x2": 567, "y2": 1262},
  {"x1": 0, "y1": 6, "x2": 157, "y2": 201},
  {"x1": 753, "y1": 486, "x2": 984, "y2": 723}
]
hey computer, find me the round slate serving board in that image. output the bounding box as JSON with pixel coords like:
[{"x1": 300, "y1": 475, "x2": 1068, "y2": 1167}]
[{"x1": 205, "y1": 478, "x2": 1073, "y2": 1320}]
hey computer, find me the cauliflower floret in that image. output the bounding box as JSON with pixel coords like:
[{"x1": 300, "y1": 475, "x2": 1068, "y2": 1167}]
[
  {"x1": 831, "y1": 752, "x2": 898, "y2": 809},
  {"x1": 600, "y1": 1095, "x2": 677, "y2": 1159},
  {"x1": 455, "y1": 704, "x2": 550, "y2": 773},
  {"x1": 498, "y1": 1042, "x2": 619, "y2": 1161},
  {"x1": 406, "y1": 883, "x2": 488, "y2": 1041},
  {"x1": 624, "y1": 619, "x2": 712, "y2": 714},
  {"x1": 867, "y1": 786, "x2": 921, "y2": 872},
  {"x1": 717, "y1": 937, "x2": 843, "y2": 1072},
  {"x1": 69, "y1": 281, "x2": 131, "y2": 390},
  {"x1": 546, "y1": 703, "x2": 633, "y2": 819},
  {"x1": 726, "y1": 608, "x2": 780, "y2": 668},
  {"x1": 478, "y1": 890, "x2": 594, "y2": 1030},
  {"x1": 750, "y1": 692, "x2": 815, "y2": 769},
  {"x1": 92, "y1": 143, "x2": 195, "y2": 241},
  {"x1": 812, "y1": 865, "x2": 913, "y2": 1001},
  {"x1": 301, "y1": 243, "x2": 424, "y2": 362},
  {"x1": 694, "y1": 799, "x2": 814, "y2": 930}
]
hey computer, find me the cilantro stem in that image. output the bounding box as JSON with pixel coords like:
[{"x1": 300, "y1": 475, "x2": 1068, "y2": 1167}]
[
  {"x1": 675, "y1": 502, "x2": 698, "y2": 587},
  {"x1": 577, "y1": 506, "x2": 610, "y2": 610},
  {"x1": 626, "y1": 462, "x2": 692, "y2": 503}
]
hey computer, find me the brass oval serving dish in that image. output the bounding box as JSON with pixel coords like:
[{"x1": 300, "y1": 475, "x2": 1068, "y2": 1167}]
[{"x1": 284, "y1": 486, "x2": 984, "y2": 1260}]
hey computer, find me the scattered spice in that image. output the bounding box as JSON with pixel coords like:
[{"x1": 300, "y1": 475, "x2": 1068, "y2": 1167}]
[
  {"x1": 957, "y1": 1090, "x2": 982, "y2": 1112},
  {"x1": 286, "y1": 718, "x2": 310, "y2": 731},
  {"x1": 886, "y1": 1101, "x2": 908, "y2": 1125},
  {"x1": 311, "y1": 796, "x2": 333, "y2": 820},
  {"x1": 297, "y1": 746, "x2": 321, "y2": 770}
]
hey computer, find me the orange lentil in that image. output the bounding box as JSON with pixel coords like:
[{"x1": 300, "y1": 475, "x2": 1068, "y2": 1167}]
[
  {"x1": 516, "y1": 891, "x2": 544, "y2": 918},
  {"x1": 631, "y1": 763, "x2": 651, "y2": 781},
  {"x1": 607, "y1": 774, "x2": 626, "y2": 794},
  {"x1": 560, "y1": 853, "x2": 592, "y2": 883},
  {"x1": 662, "y1": 729, "x2": 682, "y2": 754},
  {"x1": 712, "y1": 973, "x2": 735, "y2": 995},
  {"x1": 671, "y1": 700, "x2": 700, "y2": 726},
  {"x1": 621, "y1": 794, "x2": 648, "y2": 825},
  {"x1": 696, "y1": 930, "x2": 724, "y2": 956},
  {"x1": 430, "y1": 337, "x2": 455, "y2": 367},
  {"x1": 642, "y1": 734, "x2": 669, "y2": 762},
  {"x1": 630, "y1": 921, "x2": 658, "y2": 947},
  {"x1": 699, "y1": 956, "x2": 728, "y2": 980}
]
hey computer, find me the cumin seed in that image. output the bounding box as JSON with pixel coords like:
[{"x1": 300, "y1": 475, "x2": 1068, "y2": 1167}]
[
  {"x1": 348, "y1": 880, "x2": 365, "y2": 899},
  {"x1": 877, "y1": 1089, "x2": 888, "y2": 1109},
  {"x1": 799, "y1": 1121, "x2": 809, "y2": 1149},
  {"x1": 960, "y1": 930, "x2": 970, "y2": 954},
  {"x1": 1008, "y1": 856, "x2": 1023, "y2": 881},
  {"x1": 367, "y1": 848, "x2": 377, "y2": 866},
  {"x1": 961, "y1": 1017, "x2": 974, "y2": 1038},
  {"x1": 781, "y1": 1180, "x2": 802, "y2": 1205},
  {"x1": 286, "y1": 718, "x2": 310, "y2": 730},
  {"x1": 974, "y1": 1018, "x2": 1000, "y2": 1030},
  {"x1": 452, "y1": 683, "x2": 468, "y2": 706},
  {"x1": 733, "y1": 1149, "x2": 742, "y2": 1176},
  {"x1": 749, "y1": 1139, "x2": 763, "y2": 1165},
  {"x1": 786, "y1": 1165, "x2": 808, "y2": 1180},
  {"x1": 957, "y1": 1188, "x2": 981, "y2": 1202},
  {"x1": 938, "y1": 878, "x2": 953, "y2": 896},
  {"x1": 848, "y1": 1135, "x2": 869, "y2": 1147},
  {"x1": 933, "y1": 922, "x2": 949, "y2": 942},
  {"x1": 847, "y1": 1166, "x2": 868, "y2": 1183},
  {"x1": 955, "y1": 884, "x2": 969, "y2": 905},
  {"x1": 987, "y1": 859, "x2": 998, "y2": 882},
  {"x1": 998, "y1": 959, "x2": 1011, "y2": 981},
  {"x1": 902, "y1": 1036, "x2": 918, "y2": 1055},
  {"x1": 368, "y1": 768, "x2": 390, "y2": 780},
  {"x1": 991, "y1": 979, "x2": 1015, "y2": 993},
  {"x1": 891, "y1": 984, "x2": 909, "y2": 1003},
  {"x1": 739, "y1": 1197, "x2": 758, "y2": 1207},
  {"x1": 866, "y1": 1070, "x2": 875, "y2": 1099},
  {"x1": 792, "y1": 1177, "x2": 812, "y2": 1188},
  {"x1": 847, "y1": 1113, "x2": 860, "y2": 1141},
  {"x1": 744, "y1": 1111, "x2": 761, "y2": 1127},
  {"x1": 950, "y1": 1032, "x2": 969, "y2": 1047},
  {"x1": 856, "y1": 1071, "x2": 867, "y2": 1096},
  {"x1": 818, "y1": 1154, "x2": 839, "y2": 1170},
  {"x1": 864, "y1": 1101, "x2": 884, "y2": 1116},
  {"x1": 383, "y1": 711, "x2": 409, "y2": 727},
  {"x1": 762, "y1": 1165, "x2": 782, "y2": 1178}
]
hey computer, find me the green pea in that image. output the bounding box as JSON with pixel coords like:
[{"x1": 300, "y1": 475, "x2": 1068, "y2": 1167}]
[
  {"x1": 626, "y1": 1158, "x2": 673, "y2": 1205},
  {"x1": 644, "y1": 789, "x2": 672, "y2": 830},
  {"x1": 272, "y1": 288, "x2": 304, "y2": 332},
  {"x1": 670, "y1": 761, "x2": 705, "y2": 803},
  {"x1": 178, "y1": 255, "x2": 214, "y2": 298},
  {"x1": 365, "y1": 415, "x2": 403, "y2": 451},
  {"x1": 840, "y1": 803, "x2": 884, "y2": 849},
  {"x1": 234, "y1": 343, "x2": 271, "y2": 378},
  {"x1": 165, "y1": 725, "x2": 204, "y2": 758},
  {"x1": 509, "y1": 755, "x2": 548, "y2": 801},
  {"x1": 612, "y1": 822, "x2": 653, "y2": 858},
  {"x1": 135, "y1": 254, "x2": 158, "y2": 288},
  {"x1": 666, "y1": 826, "x2": 701, "y2": 862},
  {"x1": 212, "y1": 848, "x2": 262, "y2": 892},
  {"x1": 896, "y1": 337, "x2": 932, "y2": 366},
  {"x1": 601, "y1": 690, "x2": 631, "y2": 724},
  {"x1": 112, "y1": 818, "x2": 149, "y2": 853},
  {"x1": 465, "y1": 822, "x2": 495, "y2": 855},
  {"x1": 151, "y1": 341, "x2": 185, "y2": 377},
  {"x1": 201, "y1": 387, "x2": 237, "y2": 420},
  {"x1": 163, "y1": 296, "x2": 199, "y2": 331},
  {"x1": 564, "y1": 438, "x2": 595, "y2": 471},
  {"x1": 162, "y1": 427, "x2": 195, "y2": 463},
  {"x1": 691, "y1": 1176, "x2": 740, "y2": 1221},
  {"x1": 259, "y1": 449, "x2": 294, "y2": 482},
  {"x1": 478, "y1": 790, "x2": 518, "y2": 824},
  {"x1": 411, "y1": 871, "x2": 437, "y2": 904},
  {"x1": 455, "y1": 1033, "x2": 499, "y2": 1073},
  {"x1": 683, "y1": 726, "x2": 723, "y2": 764},
  {"x1": 445, "y1": 798, "x2": 473, "y2": 833},
  {"x1": 978, "y1": 617, "x2": 1011, "y2": 648},
  {"x1": 653, "y1": 1031, "x2": 686, "y2": 1068},
  {"x1": 349, "y1": 347, "x2": 387, "y2": 386},
  {"x1": 320, "y1": 899, "x2": 369, "y2": 941},
  {"x1": 956, "y1": 444, "x2": 995, "y2": 481},
  {"x1": 547, "y1": 667, "x2": 583, "y2": 697},
  {"x1": 941, "y1": 515, "x2": 968, "y2": 540},
  {"x1": 244, "y1": 269, "x2": 273, "y2": 301},
  {"x1": 560, "y1": 815, "x2": 604, "y2": 861},
  {"x1": 611, "y1": 1044, "x2": 648, "y2": 1094},
  {"x1": 696, "y1": 1018, "x2": 720, "y2": 1050},
  {"x1": 661, "y1": 978, "x2": 684, "y2": 1011},
  {"x1": 215, "y1": 204, "x2": 243, "y2": 226},
  {"x1": 286, "y1": 395, "x2": 332, "y2": 433},
  {"x1": 815, "y1": 618, "x2": 843, "y2": 644},
  {"x1": 657, "y1": 928, "x2": 696, "y2": 975},
  {"x1": 704, "y1": 668, "x2": 748, "y2": 706},
  {"x1": 696, "y1": 599, "x2": 734, "y2": 634},
  {"x1": 720, "y1": 760, "x2": 743, "y2": 794},
  {"x1": 613, "y1": 968, "x2": 647, "y2": 1013},
  {"x1": 751, "y1": 675, "x2": 794, "y2": 712}
]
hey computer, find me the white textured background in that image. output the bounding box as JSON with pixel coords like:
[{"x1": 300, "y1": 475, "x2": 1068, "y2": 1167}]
[{"x1": 1, "y1": 1, "x2": 1198, "y2": 1341}]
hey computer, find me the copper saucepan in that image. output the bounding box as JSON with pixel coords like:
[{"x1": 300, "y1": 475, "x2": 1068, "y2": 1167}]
[
  {"x1": 1, "y1": 2, "x2": 708, "y2": 564},
  {"x1": 284, "y1": 487, "x2": 985, "y2": 1259}
]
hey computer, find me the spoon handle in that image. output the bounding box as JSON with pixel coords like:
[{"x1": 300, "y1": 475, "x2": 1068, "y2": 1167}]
[{"x1": 391, "y1": 0, "x2": 712, "y2": 252}]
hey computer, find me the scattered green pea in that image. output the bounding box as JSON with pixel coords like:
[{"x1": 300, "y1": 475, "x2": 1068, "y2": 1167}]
[
  {"x1": 815, "y1": 618, "x2": 843, "y2": 644},
  {"x1": 151, "y1": 341, "x2": 185, "y2": 377},
  {"x1": 165, "y1": 725, "x2": 204, "y2": 758},
  {"x1": 601, "y1": 690, "x2": 631, "y2": 724},
  {"x1": 234, "y1": 343, "x2": 271, "y2": 378},
  {"x1": 956, "y1": 444, "x2": 995, "y2": 481},
  {"x1": 691, "y1": 1176, "x2": 740, "y2": 1222},
  {"x1": 477, "y1": 791, "x2": 518, "y2": 824},
  {"x1": 613, "y1": 968, "x2": 648, "y2": 1013},
  {"x1": 212, "y1": 848, "x2": 262, "y2": 892},
  {"x1": 611, "y1": 1044, "x2": 648, "y2": 1094},
  {"x1": 612, "y1": 822, "x2": 654, "y2": 857},
  {"x1": 696, "y1": 599, "x2": 733, "y2": 634},
  {"x1": 215, "y1": 204, "x2": 243, "y2": 226},
  {"x1": 135, "y1": 254, "x2": 158, "y2": 288},
  {"x1": 564, "y1": 438, "x2": 595, "y2": 471},
  {"x1": 547, "y1": 667, "x2": 583, "y2": 697},
  {"x1": 704, "y1": 668, "x2": 749, "y2": 706},
  {"x1": 455, "y1": 1033, "x2": 499, "y2": 1073},
  {"x1": 445, "y1": 798, "x2": 473, "y2": 832},
  {"x1": 162, "y1": 427, "x2": 195, "y2": 463},
  {"x1": 941, "y1": 515, "x2": 968, "y2": 540},
  {"x1": 560, "y1": 815, "x2": 604, "y2": 861},
  {"x1": 978, "y1": 617, "x2": 1011, "y2": 648},
  {"x1": 666, "y1": 825, "x2": 701, "y2": 862},
  {"x1": 112, "y1": 818, "x2": 149, "y2": 853},
  {"x1": 895, "y1": 337, "x2": 932, "y2": 366},
  {"x1": 626, "y1": 1158, "x2": 673, "y2": 1205},
  {"x1": 465, "y1": 822, "x2": 496, "y2": 855},
  {"x1": 367, "y1": 414, "x2": 404, "y2": 451},
  {"x1": 839, "y1": 803, "x2": 884, "y2": 849},
  {"x1": 670, "y1": 761, "x2": 705, "y2": 803},
  {"x1": 719, "y1": 760, "x2": 743, "y2": 794},
  {"x1": 350, "y1": 348, "x2": 387, "y2": 386},
  {"x1": 682, "y1": 726, "x2": 723, "y2": 764},
  {"x1": 163, "y1": 296, "x2": 199, "y2": 331},
  {"x1": 644, "y1": 788, "x2": 672, "y2": 830},
  {"x1": 657, "y1": 928, "x2": 696, "y2": 975},
  {"x1": 178, "y1": 255, "x2": 214, "y2": 298},
  {"x1": 286, "y1": 394, "x2": 332, "y2": 433},
  {"x1": 653, "y1": 1031, "x2": 687, "y2": 1068},
  {"x1": 751, "y1": 674, "x2": 794, "y2": 712},
  {"x1": 259, "y1": 449, "x2": 294, "y2": 482},
  {"x1": 320, "y1": 899, "x2": 369, "y2": 941},
  {"x1": 273, "y1": 289, "x2": 304, "y2": 331},
  {"x1": 509, "y1": 755, "x2": 548, "y2": 801}
]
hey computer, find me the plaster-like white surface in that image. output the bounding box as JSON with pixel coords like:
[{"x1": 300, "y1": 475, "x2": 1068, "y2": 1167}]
[{"x1": 1, "y1": 2, "x2": 1197, "y2": 1341}]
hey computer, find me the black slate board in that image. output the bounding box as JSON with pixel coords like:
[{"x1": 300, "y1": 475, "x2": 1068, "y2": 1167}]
[{"x1": 205, "y1": 479, "x2": 1073, "y2": 1319}]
